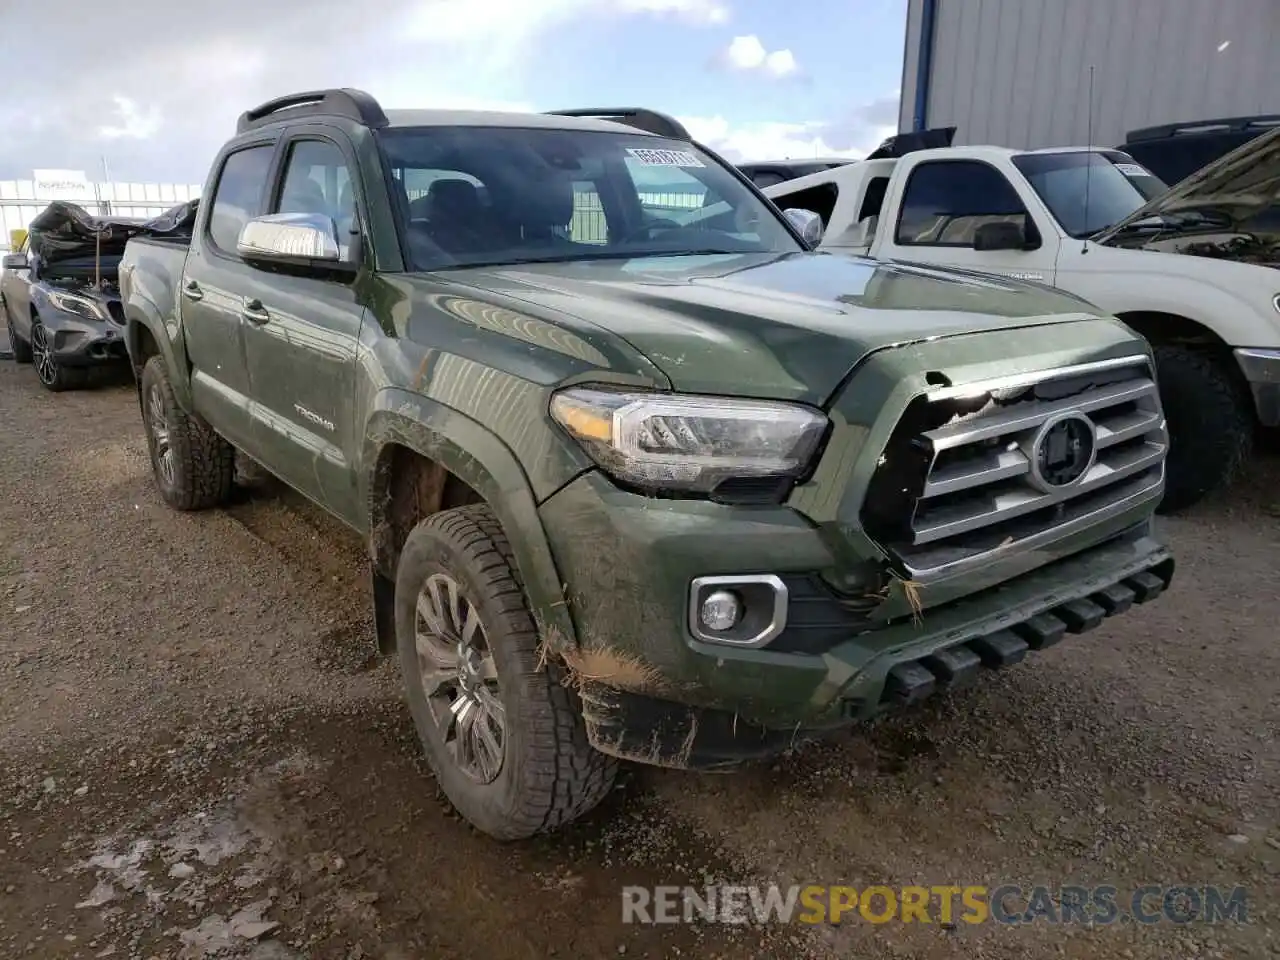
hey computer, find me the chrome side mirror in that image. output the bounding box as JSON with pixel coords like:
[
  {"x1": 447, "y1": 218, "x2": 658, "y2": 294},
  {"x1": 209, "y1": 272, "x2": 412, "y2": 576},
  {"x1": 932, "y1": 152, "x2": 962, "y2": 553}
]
[
  {"x1": 783, "y1": 208, "x2": 825, "y2": 248},
  {"x1": 237, "y1": 213, "x2": 347, "y2": 266}
]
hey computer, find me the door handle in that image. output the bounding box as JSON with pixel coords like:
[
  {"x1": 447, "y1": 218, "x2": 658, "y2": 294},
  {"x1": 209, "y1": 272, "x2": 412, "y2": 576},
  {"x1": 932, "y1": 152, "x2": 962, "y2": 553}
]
[
  {"x1": 241, "y1": 298, "x2": 270, "y2": 325},
  {"x1": 182, "y1": 279, "x2": 203, "y2": 301}
]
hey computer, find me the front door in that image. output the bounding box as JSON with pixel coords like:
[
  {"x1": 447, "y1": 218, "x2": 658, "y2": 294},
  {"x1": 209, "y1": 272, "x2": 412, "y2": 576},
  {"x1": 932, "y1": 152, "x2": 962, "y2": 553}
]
[{"x1": 240, "y1": 132, "x2": 366, "y2": 526}]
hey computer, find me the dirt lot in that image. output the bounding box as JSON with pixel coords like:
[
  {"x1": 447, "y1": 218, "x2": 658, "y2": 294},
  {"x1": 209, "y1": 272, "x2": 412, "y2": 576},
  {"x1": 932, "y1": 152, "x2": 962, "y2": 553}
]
[{"x1": 0, "y1": 356, "x2": 1277, "y2": 960}]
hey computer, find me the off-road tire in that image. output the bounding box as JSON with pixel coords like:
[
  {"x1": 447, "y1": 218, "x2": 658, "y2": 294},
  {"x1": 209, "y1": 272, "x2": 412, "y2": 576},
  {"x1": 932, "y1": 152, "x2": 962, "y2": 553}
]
[
  {"x1": 395, "y1": 503, "x2": 617, "y2": 840},
  {"x1": 30, "y1": 318, "x2": 88, "y2": 392},
  {"x1": 139, "y1": 355, "x2": 235, "y2": 510},
  {"x1": 1153, "y1": 344, "x2": 1254, "y2": 514},
  {"x1": 5, "y1": 309, "x2": 32, "y2": 363}
]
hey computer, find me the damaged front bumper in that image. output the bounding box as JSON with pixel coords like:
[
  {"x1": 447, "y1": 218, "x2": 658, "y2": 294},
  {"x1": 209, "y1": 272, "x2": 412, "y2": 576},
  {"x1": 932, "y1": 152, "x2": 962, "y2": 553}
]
[
  {"x1": 540, "y1": 471, "x2": 1174, "y2": 771},
  {"x1": 39, "y1": 311, "x2": 129, "y2": 366}
]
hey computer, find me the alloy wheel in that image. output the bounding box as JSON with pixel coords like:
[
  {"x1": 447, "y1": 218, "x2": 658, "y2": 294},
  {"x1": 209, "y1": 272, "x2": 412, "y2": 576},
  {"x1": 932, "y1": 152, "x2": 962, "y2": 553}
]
[
  {"x1": 146, "y1": 384, "x2": 177, "y2": 488},
  {"x1": 414, "y1": 572, "x2": 506, "y2": 784},
  {"x1": 31, "y1": 322, "x2": 57, "y2": 386}
]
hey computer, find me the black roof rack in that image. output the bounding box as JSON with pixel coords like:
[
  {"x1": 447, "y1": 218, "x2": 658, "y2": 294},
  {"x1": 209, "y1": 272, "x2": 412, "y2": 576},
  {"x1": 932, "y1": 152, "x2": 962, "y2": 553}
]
[
  {"x1": 865, "y1": 125, "x2": 956, "y2": 160},
  {"x1": 237, "y1": 88, "x2": 389, "y2": 134},
  {"x1": 1125, "y1": 114, "x2": 1280, "y2": 143},
  {"x1": 544, "y1": 108, "x2": 690, "y2": 140}
]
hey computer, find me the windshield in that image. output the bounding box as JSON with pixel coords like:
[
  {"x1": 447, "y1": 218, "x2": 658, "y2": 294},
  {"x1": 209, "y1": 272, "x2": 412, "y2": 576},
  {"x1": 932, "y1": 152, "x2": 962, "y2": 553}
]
[
  {"x1": 377, "y1": 126, "x2": 802, "y2": 270},
  {"x1": 1012, "y1": 151, "x2": 1168, "y2": 238}
]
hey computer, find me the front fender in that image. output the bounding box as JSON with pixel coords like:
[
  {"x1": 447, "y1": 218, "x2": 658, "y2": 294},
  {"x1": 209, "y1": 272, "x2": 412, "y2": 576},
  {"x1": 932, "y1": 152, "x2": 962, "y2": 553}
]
[
  {"x1": 120, "y1": 257, "x2": 193, "y2": 408},
  {"x1": 362, "y1": 387, "x2": 581, "y2": 652},
  {"x1": 1064, "y1": 255, "x2": 1280, "y2": 349}
]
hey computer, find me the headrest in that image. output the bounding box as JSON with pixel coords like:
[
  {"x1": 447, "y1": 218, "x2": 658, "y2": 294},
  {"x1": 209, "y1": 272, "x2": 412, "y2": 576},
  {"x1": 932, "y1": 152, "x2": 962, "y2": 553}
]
[
  {"x1": 427, "y1": 178, "x2": 482, "y2": 217},
  {"x1": 281, "y1": 177, "x2": 329, "y2": 215},
  {"x1": 512, "y1": 170, "x2": 574, "y2": 229}
]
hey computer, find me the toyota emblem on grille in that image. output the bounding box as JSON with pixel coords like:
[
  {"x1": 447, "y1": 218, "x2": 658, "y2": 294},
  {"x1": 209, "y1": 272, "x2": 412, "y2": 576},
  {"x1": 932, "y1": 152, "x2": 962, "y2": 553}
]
[{"x1": 1030, "y1": 412, "x2": 1097, "y2": 491}]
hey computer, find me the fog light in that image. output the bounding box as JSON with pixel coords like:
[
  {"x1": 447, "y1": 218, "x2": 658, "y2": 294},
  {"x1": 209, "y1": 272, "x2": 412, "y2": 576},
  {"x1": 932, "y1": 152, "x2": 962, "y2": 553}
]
[{"x1": 699, "y1": 590, "x2": 741, "y2": 632}]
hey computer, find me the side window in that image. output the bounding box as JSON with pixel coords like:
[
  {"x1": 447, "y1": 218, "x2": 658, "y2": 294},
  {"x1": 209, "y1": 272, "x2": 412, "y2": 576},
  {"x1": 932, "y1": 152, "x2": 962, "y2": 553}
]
[
  {"x1": 571, "y1": 181, "x2": 609, "y2": 244},
  {"x1": 895, "y1": 161, "x2": 1029, "y2": 247},
  {"x1": 275, "y1": 139, "x2": 357, "y2": 251},
  {"x1": 776, "y1": 183, "x2": 839, "y2": 227},
  {"x1": 857, "y1": 176, "x2": 890, "y2": 221},
  {"x1": 207, "y1": 145, "x2": 275, "y2": 254}
]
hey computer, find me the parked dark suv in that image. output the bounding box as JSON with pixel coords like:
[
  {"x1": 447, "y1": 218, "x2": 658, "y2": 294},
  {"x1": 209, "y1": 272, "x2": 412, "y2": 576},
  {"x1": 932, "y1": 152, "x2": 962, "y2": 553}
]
[{"x1": 1122, "y1": 115, "x2": 1280, "y2": 186}]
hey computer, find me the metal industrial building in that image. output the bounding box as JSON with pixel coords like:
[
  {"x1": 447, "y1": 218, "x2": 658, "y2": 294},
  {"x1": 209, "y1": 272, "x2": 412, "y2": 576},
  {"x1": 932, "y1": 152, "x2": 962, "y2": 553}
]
[{"x1": 899, "y1": 0, "x2": 1280, "y2": 149}]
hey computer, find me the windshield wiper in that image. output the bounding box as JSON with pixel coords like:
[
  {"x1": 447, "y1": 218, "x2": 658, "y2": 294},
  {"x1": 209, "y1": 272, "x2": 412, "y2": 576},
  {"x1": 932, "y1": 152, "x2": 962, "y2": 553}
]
[
  {"x1": 440, "y1": 248, "x2": 756, "y2": 270},
  {"x1": 1089, "y1": 217, "x2": 1168, "y2": 241}
]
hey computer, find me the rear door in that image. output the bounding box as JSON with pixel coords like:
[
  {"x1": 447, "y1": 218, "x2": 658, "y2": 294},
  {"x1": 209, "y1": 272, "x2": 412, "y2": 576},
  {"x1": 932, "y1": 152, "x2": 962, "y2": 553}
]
[
  {"x1": 240, "y1": 129, "x2": 367, "y2": 526},
  {"x1": 879, "y1": 158, "x2": 1059, "y2": 285},
  {"x1": 181, "y1": 141, "x2": 279, "y2": 452}
]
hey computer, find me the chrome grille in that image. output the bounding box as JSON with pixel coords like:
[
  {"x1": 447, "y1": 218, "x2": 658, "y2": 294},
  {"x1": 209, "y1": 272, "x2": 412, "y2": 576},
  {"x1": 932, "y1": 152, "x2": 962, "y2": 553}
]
[{"x1": 867, "y1": 358, "x2": 1167, "y2": 576}]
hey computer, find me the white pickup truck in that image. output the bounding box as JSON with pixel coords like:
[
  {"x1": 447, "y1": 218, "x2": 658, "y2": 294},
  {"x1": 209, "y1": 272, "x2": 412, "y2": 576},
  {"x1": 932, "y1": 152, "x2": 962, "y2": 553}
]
[{"x1": 764, "y1": 128, "x2": 1280, "y2": 512}]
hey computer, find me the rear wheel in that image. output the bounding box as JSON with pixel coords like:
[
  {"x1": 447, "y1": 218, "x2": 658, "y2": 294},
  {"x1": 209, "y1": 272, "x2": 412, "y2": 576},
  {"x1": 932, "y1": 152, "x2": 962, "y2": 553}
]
[
  {"x1": 395, "y1": 503, "x2": 617, "y2": 840},
  {"x1": 1153, "y1": 344, "x2": 1254, "y2": 513},
  {"x1": 30, "y1": 318, "x2": 87, "y2": 391},
  {"x1": 139, "y1": 354, "x2": 235, "y2": 510}
]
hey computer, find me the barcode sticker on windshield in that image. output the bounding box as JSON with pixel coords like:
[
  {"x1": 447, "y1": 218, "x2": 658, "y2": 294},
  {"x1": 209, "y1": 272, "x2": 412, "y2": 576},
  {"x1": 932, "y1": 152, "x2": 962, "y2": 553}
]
[
  {"x1": 627, "y1": 147, "x2": 705, "y2": 168},
  {"x1": 1113, "y1": 163, "x2": 1149, "y2": 178}
]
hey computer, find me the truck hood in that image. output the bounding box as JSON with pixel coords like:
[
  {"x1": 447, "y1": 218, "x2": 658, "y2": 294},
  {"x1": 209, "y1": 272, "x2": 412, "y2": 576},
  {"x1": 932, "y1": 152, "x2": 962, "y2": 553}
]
[
  {"x1": 1093, "y1": 126, "x2": 1280, "y2": 254},
  {"x1": 434, "y1": 251, "x2": 1113, "y2": 405}
]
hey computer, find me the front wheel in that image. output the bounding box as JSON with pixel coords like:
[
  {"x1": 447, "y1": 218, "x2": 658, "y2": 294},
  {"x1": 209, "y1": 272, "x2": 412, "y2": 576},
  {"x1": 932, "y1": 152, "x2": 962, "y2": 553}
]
[
  {"x1": 139, "y1": 355, "x2": 235, "y2": 510},
  {"x1": 30, "y1": 319, "x2": 87, "y2": 391},
  {"x1": 5, "y1": 309, "x2": 32, "y2": 364},
  {"x1": 394, "y1": 503, "x2": 617, "y2": 840},
  {"x1": 1153, "y1": 344, "x2": 1255, "y2": 514}
]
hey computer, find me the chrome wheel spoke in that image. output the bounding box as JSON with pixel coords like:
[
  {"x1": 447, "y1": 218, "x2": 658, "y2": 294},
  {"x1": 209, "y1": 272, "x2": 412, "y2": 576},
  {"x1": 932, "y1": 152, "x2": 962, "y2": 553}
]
[
  {"x1": 146, "y1": 386, "x2": 176, "y2": 485},
  {"x1": 460, "y1": 602, "x2": 482, "y2": 647},
  {"x1": 475, "y1": 652, "x2": 498, "y2": 684},
  {"x1": 412, "y1": 571, "x2": 505, "y2": 784},
  {"x1": 469, "y1": 707, "x2": 503, "y2": 782},
  {"x1": 416, "y1": 588, "x2": 448, "y2": 639},
  {"x1": 419, "y1": 665, "x2": 456, "y2": 699},
  {"x1": 415, "y1": 629, "x2": 458, "y2": 673},
  {"x1": 32, "y1": 326, "x2": 56, "y2": 384}
]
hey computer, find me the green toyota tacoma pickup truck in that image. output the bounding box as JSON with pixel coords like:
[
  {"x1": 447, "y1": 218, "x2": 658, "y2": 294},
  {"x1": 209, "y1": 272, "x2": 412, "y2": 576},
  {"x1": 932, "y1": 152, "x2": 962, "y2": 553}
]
[{"x1": 119, "y1": 89, "x2": 1176, "y2": 840}]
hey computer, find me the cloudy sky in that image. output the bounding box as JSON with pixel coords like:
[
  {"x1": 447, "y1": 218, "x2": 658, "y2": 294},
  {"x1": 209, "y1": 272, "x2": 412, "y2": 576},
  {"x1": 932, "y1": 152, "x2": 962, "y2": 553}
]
[{"x1": 0, "y1": 0, "x2": 906, "y2": 185}]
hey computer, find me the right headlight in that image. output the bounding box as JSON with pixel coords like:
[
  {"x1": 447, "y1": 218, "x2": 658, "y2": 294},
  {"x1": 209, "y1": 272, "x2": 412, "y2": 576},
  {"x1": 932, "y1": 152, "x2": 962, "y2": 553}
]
[
  {"x1": 550, "y1": 386, "x2": 828, "y2": 497},
  {"x1": 46, "y1": 289, "x2": 106, "y2": 321}
]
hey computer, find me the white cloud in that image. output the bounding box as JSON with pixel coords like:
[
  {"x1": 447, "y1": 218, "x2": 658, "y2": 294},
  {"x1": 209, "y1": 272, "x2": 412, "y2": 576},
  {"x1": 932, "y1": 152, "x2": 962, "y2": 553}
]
[
  {"x1": 619, "y1": 0, "x2": 730, "y2": 23},
  {"x1": 96, "y1": 96, "x2": 161, "y2": 141},
  {"x1": 0, "y1": 0, "x2": 893, "y2": 184},
  {"x1": 680, "y1": 113, "x2": 898, "y2": 162},
  {"x1": 721, "y1": 35, "x2": 799, "y2": 78}
]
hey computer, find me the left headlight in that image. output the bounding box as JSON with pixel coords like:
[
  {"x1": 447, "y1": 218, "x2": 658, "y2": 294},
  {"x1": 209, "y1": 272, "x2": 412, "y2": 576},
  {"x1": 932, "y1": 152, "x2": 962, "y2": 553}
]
[
  {"x1": 550, "y1": 386, "x2": 828, "y2": 496},
  {"x1": 46, "y1": 290, "x2": 106, "y2": 321}
]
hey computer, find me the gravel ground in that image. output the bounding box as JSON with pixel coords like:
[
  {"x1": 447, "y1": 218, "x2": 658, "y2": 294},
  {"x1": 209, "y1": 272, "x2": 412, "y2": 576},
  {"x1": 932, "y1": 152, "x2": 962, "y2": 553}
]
[{"x1": 0, "y1": 357, "x2": 1277, "y2": 959}]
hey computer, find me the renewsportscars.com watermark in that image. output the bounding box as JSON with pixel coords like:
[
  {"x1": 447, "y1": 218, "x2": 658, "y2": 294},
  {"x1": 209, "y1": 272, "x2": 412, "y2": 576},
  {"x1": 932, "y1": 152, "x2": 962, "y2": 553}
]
[{"x1": 621, "y1": 884, "x2": 1250, "y2": 926}]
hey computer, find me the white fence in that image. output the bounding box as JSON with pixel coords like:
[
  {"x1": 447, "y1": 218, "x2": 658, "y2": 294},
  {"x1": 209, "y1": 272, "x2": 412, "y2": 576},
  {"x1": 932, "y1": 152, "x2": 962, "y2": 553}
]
[{"x1": 1, "y1": 169, "x2": 201, "y2": 252}]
